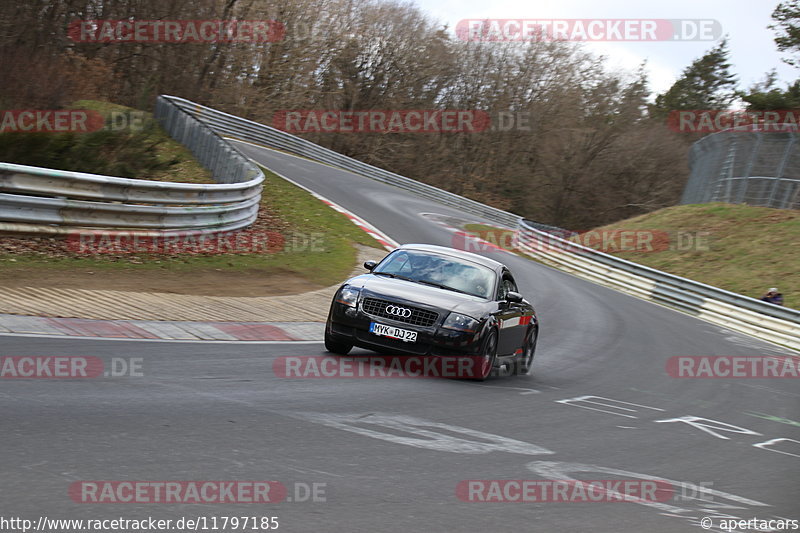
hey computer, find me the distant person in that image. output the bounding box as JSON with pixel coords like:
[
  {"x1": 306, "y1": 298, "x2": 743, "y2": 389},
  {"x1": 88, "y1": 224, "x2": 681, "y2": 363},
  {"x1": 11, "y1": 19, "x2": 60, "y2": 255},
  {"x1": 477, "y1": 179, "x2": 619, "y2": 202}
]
[{"x1": 760, "y1": 288, "x2": 784, "y2": 306}]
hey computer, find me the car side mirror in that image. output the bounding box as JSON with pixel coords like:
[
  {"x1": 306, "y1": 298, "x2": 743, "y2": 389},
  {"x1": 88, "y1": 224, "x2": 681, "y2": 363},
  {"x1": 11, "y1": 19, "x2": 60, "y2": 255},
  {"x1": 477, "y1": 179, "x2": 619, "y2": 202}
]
[
  {"x1": 364, "y1": 260, "x2": 378, "y2": 271},
  {"x1": 505, "y1": 291, "x2": 523, "y2": 303}
]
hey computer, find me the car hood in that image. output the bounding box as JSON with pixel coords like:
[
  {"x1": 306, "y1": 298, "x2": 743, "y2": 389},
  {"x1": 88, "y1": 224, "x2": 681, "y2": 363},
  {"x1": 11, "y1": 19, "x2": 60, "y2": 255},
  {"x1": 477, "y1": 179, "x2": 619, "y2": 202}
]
[{"x1": 346, "y1": 274, "x2": 492, "y2": 317}]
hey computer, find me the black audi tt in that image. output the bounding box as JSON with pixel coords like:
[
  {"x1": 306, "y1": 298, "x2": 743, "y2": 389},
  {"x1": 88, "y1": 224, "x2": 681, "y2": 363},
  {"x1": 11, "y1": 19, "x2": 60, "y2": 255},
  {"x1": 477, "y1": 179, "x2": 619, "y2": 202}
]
[{"x1": 324, "y1": 244, "x2": 538, "y2": 380}]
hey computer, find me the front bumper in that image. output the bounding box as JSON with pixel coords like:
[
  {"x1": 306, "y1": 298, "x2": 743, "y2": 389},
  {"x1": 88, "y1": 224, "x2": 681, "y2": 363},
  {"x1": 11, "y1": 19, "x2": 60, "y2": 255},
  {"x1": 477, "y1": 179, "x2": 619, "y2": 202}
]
[{"x1": 327, "y1": 301, "x2": 485, "y2": 357}]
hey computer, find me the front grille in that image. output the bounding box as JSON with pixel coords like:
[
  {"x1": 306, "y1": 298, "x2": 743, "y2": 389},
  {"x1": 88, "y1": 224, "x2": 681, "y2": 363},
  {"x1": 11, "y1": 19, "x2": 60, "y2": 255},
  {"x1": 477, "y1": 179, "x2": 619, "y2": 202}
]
[{"x1": 361, "y1": 297, "x2": 439, "y2": 327}]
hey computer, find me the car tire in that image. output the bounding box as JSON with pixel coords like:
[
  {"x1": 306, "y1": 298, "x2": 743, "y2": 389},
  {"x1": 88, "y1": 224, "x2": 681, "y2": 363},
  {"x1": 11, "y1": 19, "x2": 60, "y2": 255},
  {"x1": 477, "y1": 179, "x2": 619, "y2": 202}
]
[
  {"x1": 324, "y1": 327, "x2": 353, "y2": 355},
  {"x1": 473, "y1": 329, "x2": 498, "y2": 381},
  {"x1": 518, "y1": 328, "x2": 538, "y2": 375}
]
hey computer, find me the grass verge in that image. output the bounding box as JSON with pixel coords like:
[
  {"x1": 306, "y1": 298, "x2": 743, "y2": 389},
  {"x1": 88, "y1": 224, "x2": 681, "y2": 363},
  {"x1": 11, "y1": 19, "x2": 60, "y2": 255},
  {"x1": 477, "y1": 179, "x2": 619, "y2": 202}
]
[{"x1": 591, "y1": 203, "x2": 799, "y2": 309}]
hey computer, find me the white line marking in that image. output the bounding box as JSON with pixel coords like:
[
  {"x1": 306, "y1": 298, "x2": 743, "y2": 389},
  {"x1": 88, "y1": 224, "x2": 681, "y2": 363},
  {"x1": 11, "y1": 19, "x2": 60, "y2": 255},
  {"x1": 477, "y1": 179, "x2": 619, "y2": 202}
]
[
  {"x1": 654, "y1": 416, "x2": 762, "y2": 440},
  {"x1": 475, "y1": 384, "x2": 541, "y2": 395},
  {"x1": 752, "y1": 438, "x2": 800, "y2": 458},
  {"x1": 556, "y1": 395, "x2": 665, "y2": 418},
  {"x1": 291, "y1": 412, "x2": 554, "y2": 455}
]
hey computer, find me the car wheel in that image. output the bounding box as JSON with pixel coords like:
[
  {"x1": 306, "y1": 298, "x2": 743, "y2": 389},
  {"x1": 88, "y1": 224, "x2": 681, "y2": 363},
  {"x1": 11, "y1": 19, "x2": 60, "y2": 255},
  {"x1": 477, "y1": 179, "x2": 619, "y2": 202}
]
[
  {"x1": 473, "y1": 329, "x2": 498, "y2": 381},
  {"x1": 518, "y1": 328, "x2": 538, "y2": 375},
  {"x1": 324, "y1": 327, "x2": 353, "y2": 355}
]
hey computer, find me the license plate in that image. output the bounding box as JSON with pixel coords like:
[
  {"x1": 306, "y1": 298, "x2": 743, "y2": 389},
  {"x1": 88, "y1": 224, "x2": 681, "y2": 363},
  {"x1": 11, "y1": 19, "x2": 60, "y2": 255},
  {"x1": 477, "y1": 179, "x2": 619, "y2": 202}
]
[{"x1": 370, "y1": 322, "x2": 418, "y2": 343}]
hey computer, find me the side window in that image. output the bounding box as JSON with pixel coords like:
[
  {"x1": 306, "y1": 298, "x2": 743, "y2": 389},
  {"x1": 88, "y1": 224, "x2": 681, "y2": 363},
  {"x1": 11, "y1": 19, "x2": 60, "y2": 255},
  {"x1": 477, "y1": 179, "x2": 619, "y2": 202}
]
[
  {"x1": 497, "y1": 275, "x2": 518, "y2": 300},
  {"x1": 381, "y1": 252, "x2": 410, "y2": 274},
  {"x1": 506, "y1": 277, "x2": 518, "y2": 294}
]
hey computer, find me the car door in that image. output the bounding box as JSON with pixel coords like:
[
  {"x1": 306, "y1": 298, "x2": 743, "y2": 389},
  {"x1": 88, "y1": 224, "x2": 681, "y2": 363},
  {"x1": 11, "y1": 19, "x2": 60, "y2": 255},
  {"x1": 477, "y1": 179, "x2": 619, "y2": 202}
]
[{"x1": 495, "y1": 273, "x2": 529, "y2": 356}]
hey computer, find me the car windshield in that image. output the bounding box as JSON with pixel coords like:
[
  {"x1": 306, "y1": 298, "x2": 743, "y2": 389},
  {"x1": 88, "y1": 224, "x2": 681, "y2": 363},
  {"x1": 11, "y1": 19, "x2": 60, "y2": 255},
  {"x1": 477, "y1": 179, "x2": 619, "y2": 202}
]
[{"x1": 373, "y1": 250, "x2": 496, "y2": 299}]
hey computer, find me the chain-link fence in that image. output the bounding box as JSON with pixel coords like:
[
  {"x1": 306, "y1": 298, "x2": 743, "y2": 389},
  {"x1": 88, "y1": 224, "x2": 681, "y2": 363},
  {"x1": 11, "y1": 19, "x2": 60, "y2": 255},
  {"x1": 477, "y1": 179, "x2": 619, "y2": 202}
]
[{"x1": 682, "y1": 130, "x2": 800, "y2": 209}]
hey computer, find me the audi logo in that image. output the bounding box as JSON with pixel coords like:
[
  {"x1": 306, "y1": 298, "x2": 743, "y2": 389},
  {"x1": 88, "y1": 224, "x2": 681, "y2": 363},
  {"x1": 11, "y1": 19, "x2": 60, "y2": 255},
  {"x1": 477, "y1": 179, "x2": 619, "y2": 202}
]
[{"x1": 385, "y1": 305, "x2": 412, "y2": 318}]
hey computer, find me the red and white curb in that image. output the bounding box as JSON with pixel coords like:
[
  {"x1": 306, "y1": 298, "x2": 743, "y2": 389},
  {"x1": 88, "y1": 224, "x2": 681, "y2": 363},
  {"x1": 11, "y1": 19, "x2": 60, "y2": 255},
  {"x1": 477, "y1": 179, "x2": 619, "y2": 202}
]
[
  {"x1": 315, "y1": 196, "x2": 396, "y2": 251},
  {"x1": 0, "y1": 314, "x2": 324, "y2": 342}
]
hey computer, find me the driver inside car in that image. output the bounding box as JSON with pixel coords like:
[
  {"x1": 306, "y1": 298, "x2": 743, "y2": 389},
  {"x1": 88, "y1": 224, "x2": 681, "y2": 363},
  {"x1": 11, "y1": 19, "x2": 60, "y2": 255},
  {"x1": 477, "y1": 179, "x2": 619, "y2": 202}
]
[{"x1": 409, "y1": 254, "x2": 441, "y2": 282}]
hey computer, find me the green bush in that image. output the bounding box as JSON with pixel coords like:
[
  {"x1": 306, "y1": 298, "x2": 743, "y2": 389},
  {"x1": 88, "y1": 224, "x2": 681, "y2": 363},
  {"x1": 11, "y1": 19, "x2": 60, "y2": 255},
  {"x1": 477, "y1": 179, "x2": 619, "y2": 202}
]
[{"x1": 0, "y1": 124, "x2": 174, "y2": 178}]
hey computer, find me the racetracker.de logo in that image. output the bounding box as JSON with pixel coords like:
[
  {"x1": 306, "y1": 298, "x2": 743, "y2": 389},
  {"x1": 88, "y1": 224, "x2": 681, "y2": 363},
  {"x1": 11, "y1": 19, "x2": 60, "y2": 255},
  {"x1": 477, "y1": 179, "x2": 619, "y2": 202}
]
[
  {"x1": 69, "y1": 481, "x2": 287, "y2": 503},
  {"x1": 451, "y1": 231, "x2": 517, "y2": 254},
  {"x1": 455, "y1": 19, "x2": 721, "y2": 42},
  {"x1": 273, "y1": 355, "x2": 496, "y2": 379},
  {"x1": 0, "y1": 357, "x2": 143, "y2": 378},
  {"x1": 527, "y1": 229, "x2": 711, "y2": 254},
  {"x1": 456, "y1": 480, "x2": 674, "y2": 502},
  {"x1": 455, "y1": 229, "x2": 711, "y2": 254},
  {"x1": 68, "y1": 20, "x2": 285, "y2": 43},
  {"x1": 668, "y1": 109, "x2": 800, "y2": 133},
  {"x1": 0, "y1": 110, "x2": 105, "y2": 133},
  {"x1": 666, "y1": 356, "x2": 800, "y2": 378},
  {"x1": 0, "y1": 356, "x2": 104, "y2": 378},
  {"x1": 66, "y1": 231, "x2": 287, "y2": 255},
  {"x1": 273, "y1": 110, "x2": 491, "y2": 133}
]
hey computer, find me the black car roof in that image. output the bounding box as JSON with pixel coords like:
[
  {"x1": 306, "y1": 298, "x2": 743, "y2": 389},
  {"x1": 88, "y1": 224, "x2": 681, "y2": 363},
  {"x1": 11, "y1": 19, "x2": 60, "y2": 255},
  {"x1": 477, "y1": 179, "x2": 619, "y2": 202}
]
[{"x1": 396, "y1": 244, "x2": 505, "y2": 272}]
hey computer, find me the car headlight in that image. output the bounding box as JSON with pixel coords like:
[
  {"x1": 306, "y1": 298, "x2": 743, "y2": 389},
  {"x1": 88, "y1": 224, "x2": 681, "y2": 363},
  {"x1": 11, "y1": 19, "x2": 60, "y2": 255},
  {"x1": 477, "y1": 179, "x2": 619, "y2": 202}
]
[
  {"x1": 442, "y1": 312, "x2": 479, "y2": 333},
  {"x1": 335, "y1": 285, "x2": 361, "y2": 307}
]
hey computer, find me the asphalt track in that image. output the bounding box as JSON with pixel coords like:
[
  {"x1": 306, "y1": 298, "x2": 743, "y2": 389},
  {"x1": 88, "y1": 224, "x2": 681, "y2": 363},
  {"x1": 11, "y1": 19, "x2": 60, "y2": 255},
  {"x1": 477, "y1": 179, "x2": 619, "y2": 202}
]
[{"x1": 1, "y1": 144, "x2": 798, "y2": 533}]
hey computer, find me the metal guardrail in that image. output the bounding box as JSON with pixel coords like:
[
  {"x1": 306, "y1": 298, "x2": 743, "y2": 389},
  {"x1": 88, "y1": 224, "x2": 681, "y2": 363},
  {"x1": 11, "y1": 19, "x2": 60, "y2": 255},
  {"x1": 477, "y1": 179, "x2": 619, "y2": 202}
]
[
  {"x1": 517, "y1": 219, "x2": 800, "y2": 350},
  {"x1": 0, "y1": 98, "x2": 264, "y2": 235},
  {"x1": 160, "y1": 95, "x2": 522, "y2": 229},
  {"x1": 0, "y1": 192, "x2": 260, "y2": 230},
  {"x1": 154, "y1": 97, "x2": 263, "y2": 187}
]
